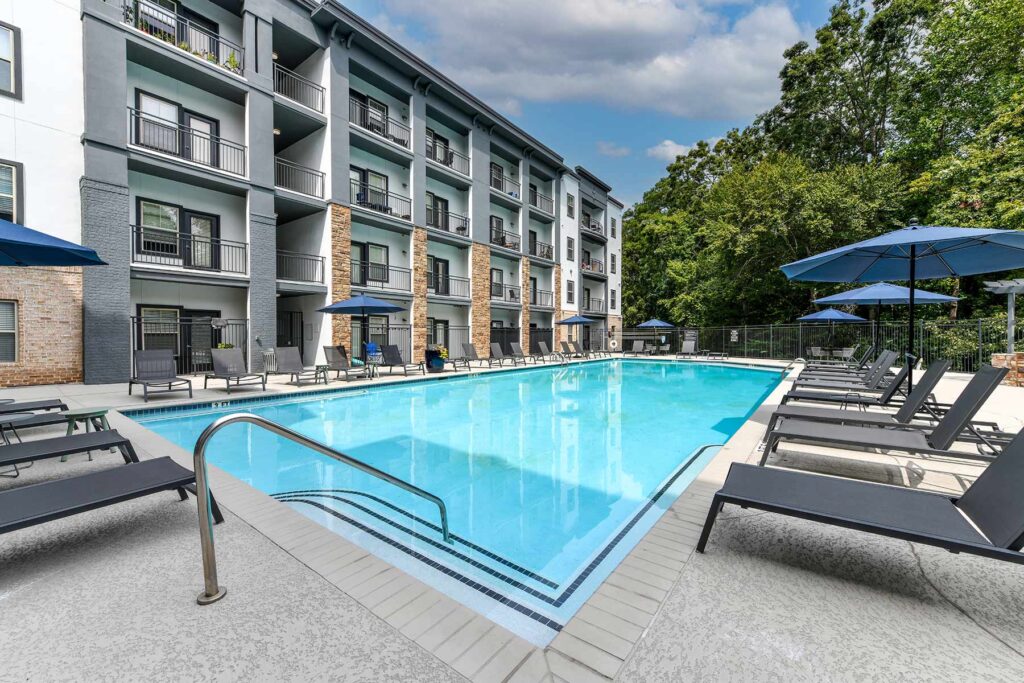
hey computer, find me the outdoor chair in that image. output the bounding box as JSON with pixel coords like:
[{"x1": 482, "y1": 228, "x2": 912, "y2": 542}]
[
  {"x1": 380, "y1": 345, "x2": 425, "y2": 375},
  {"x1": 569, "y1": 341, "x2": 592, "y2": 359},
  {"x1": 623, "y1": 340, "x2": 649, "y2": 357},
  {"x1": 0, "y1": 399, "x2": 67, "y2": 416},
  {"x1": 676, "y1": 340, "x2": 699, "y2": 358},
  {"x1": 781, "y1": 364, "x2": 909, "y2": 408},
  {"x1": 510, "y1": 342, "x2": 541, "y2": 364},
  {"x1": 129, "y1": 349, "x2": 193, "y2": 402},
  {"x1": 323, "y1": 345, "x2": 370, "y2": 381},
  {"x1": 204, "y1": 349, "x2": 266, "y2": 394},
  {"x1": 805, "y1": 345, "x2": 872, "y2": 370},
  {"x1": 697, "y1": 428, "x2": 1024, "y2": 567},
  {"x1": 275, "y1": 347, "x2": 328, "y2": 386},
  {"x1": 794, "y1": 351, "x2": 899, "y2": 392},
  {"x1": 561, "y1": 341, "x2": 580, "y2": 358},
  {"x1": 762, "y1": 365, "x2": 1010, "y2": 465},
  {"x1": 798, "y1": 349, "x2": 892, "y2": 379},
  {"x1": 0, "y1": 430, "x2": 138, "y2": 478},
  {"x1": 490, "y1": 343, "x2": 523, "y2": 366},
  {"x1": 462, "y1": 343, "x2": 499, "y2": 368},
  {"x1": 538, "y1": 341, "x2": 564, "y2": 363}
]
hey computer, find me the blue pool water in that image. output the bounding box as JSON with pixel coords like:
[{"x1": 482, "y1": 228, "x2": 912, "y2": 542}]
[{"x1": 131, "y1": 359, "x2": 779, "y2": 644}]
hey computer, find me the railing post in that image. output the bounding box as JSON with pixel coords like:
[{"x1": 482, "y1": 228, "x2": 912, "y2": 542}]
[
  {"x1": 978, "y1": 318, "x2": 984, "y2": 371},
  {"x1": 743, "y1": 325, "x2": 748, "y2": 358},
  {"x1": 769, "y1": 324, "x2": 774, "y2": 359}
]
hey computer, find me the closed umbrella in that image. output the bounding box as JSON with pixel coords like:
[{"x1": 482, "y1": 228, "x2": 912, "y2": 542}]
[{"x1": 0, "y1": 218, "x2": 106, "y2": 267}]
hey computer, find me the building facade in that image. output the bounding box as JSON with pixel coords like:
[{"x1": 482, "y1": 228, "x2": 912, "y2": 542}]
[{"x1": 1, "y1": 0, "x2": 623, "y2": 386}]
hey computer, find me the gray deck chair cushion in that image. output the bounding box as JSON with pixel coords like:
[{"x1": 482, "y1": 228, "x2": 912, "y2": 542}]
[
  {"x1": 783, "y1": 364, "x2": 908, "y2": 406},
  {"x1": 927, "y1": 365, "x2": 1008, "y2": 450},
  {"x1": 274, "y1": 346, "x2": 306, "y2": 373},
  {"x1": 210, "y1": 348, "x2": 250, "y2": 376},
  {"x1": 134, "y1": 349, "x2": 183, "y2": 381},
  {"x1": 462, "y1": 343, "x2": 480, "y2": 360},
  {"x1": 490, "y1": 343, "x2": 506, "y2": 359},
  {"x1": 956, "y1": 429, "x2": 1024, "y2": 550}
]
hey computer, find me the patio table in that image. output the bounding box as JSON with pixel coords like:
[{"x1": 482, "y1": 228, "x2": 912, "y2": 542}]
[{"x1": 60, "y1": 407, "x2": 112, "y2": 462}]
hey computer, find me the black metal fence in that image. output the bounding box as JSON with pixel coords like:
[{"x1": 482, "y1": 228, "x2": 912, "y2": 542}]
[
  {"x1": 427, "y1": 207, "x2": 470, "y2": 236},
  {"x1": 530, "y1": 327, "x2": 553, "y2": 355},
  {"x1": 490, "y1": 327, "x2": 520, "y2": 354},
  {"x1": 132, "y1": 226, "x2": 247, "y2": 274},
  {"x1": 529, "y1": 240, "x2": 554, "y2": 260},
  {"x1": 428, "y1": 274, "x2": 470, "y2": 298},
  {"x1": 426, "y1": 140, "x2": 470, "y2": 176},
  {"x1": 123, "y1": 0, "x2": 244, "y2": 74},
  {"x1": 530, "y1": 289, "x2": 554, "y2": 307},
  {"x1": 491, "y1": 282, "x2": 522, "y2": 304},
  {"x1": 129, "y1": 108, "x2": 246, "y2": 176},
  {"x1": 350, "y1": 179, "x2": 412, "y2": 220},
  {"x1": 349, "y1": 97, "x2": 411, "y2": 148},
  {"x1": 131, "y1": 316, "x2": 248, "y2": 375},
  {"x1": 351, "y1": 322, "x2": 412, "y2": 362},
  {"x1": 276, "y1": 250, "x2": 324, "y2": 283},
  {"x1": 351, "y1": 260, "x2": 412, "y2": 291},
  {"x1": 273, "y1": 63, "x2": 324, "y2": 113},
  {"x1": 428, "y1": 325, "x2": 470, "y2": 358}
]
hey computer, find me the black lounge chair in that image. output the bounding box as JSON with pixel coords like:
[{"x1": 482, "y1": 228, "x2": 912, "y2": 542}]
[
  {"x1": 323, "y1": 345, "x2": 370, "y2": 381},
  {"x1": 1, "y1": 430, "x2": 138, "y2": 478},
  {"x1": 794, "y1": 351, "x2": 899, "y2": 392},
  {"x1": 129, "y1": 349, "x2": 193, "y2": 402},
  {"x1": 537, "y1": 341, "x2": 564, "y2": 363},
  {"x1": 490, "y1": 343, "x2": 522, "y2": 366},
  {"x1": 0, "y1": 411, "x2": 72, "y2": 445},
  {"x1": 462, "y1": 343, "x2": 498, "y2": 368},
  {"x1": 0, "y1": 456, "x2": 225, "y2": 536},
  {"x1": 781, "y1": 364, "x2": 909, "y2": 408},
  {"x1": 805, "y1": 345, "x2": 873, "y2": 370},
  {"x1": 797, "y1": 350, "x2": 894, "y2": 381},
  {"x1": 204, "y1": 349, "x2": 266, "y2": 394},
  {"x1": 762, "y1": 365, "x2": 1010, "y2": 465},
  {"x1": 623, "y1": 340, "x2": 649, "y2": 357},
  {"x1": 697, "y1": 428, "x2": 1024, "y2": 565},
  {"x1": 0, "y1": 399, "x2": 67, "y2": 415},
  {"x1": 510, "y1": 342, "x2": 540, "y2": 364},
  {"x1": 570, "y1": 341, "x2": 594, "y2": 359},
  {"x1": 275, "y1": 347, "x2": 328, "y2": 386},
  {"x1": 380, "y1": 345, "x2": 425, "y2": 375}
]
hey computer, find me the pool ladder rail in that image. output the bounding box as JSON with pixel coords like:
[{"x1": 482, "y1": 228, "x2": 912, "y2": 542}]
[{"x1": 192, "y1": 412, "x2": 454, "y2": 606}]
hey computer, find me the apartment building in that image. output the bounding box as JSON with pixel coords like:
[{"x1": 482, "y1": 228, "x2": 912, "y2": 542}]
[{"x1": 1, "y1": 0, "x2": 623, "y2": 385}]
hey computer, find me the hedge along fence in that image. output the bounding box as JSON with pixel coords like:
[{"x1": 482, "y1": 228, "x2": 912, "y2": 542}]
[{"x1": 622, "y1": 317, "x2": 1023, "y2": 373}]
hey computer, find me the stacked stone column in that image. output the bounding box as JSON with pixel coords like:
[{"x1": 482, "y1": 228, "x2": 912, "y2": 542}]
[
  {"x1": 520, "y1": 257, "x2": 531, "y2": 351},
  {"x1": 411, "y1": 227, "x2": 429, "y2": 360},
  {"x1": 470, "y1": 243, "x2": 492, "y2": 352},
  {"x1": 330, "y1": 204, "x2": 352, "y2": 351}
]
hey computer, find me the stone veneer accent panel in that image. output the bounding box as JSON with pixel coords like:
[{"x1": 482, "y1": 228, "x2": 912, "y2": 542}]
[
  {"x1": 520, "y1": 256, "x2": 531, "y2": 350},
  {"x1": 330, "y1": 204, "x2": 352, "y2": 352},
  {"x1": 0, "y1": 267, "x2": 84, "y2": 386},
  {"x1": 607, "y1": 314, "x2": 623, "y2": 352},
  {"x1": 411, "y1": 227, "x2": 429, "y2": 361},
  {"x1": 470, "y1": 243, "x2": 491, "y2": 353},
  {"x1": 991, "y1": 352, "x2": 1024, "y2": 386}
]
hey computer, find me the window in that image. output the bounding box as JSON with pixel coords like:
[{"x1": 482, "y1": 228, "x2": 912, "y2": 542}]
[
  {"x1": 0, "y1": 300, "x2": 15, "y2": 362},
  {"x1": 566, "y1": 236, "x2": 574, "y2": 261},
  {"x1": 611, "y1": 290, "x2": 616, "y2": 310},
  {"x1": 611, "y1": 254, "x2": 617, "y2": 274},
  {"x1": 611, "y1": 217, "x2": 617, "y2": 238},
  {"x1": 566, "y1": 193, "x2": 575, "y2": 219},
  {"x1": 566, "y1": 280, "x2": 575, "y2": 304},
  {"x1": 138, "y1": 199, "x2": 180, "y2": 256},
  {"x1": 0, "y1": 22, "x2": 21, "y2": 100},
  {"x1": 0, "y1": 161, "x2": 21, "y2": 223},
  {"x1": 139, "y1": 306, "x2": 179, "y2": 353}
]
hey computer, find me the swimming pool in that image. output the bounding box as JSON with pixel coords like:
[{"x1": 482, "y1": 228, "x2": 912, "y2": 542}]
[{"x1": 130, "y1": 359, "x2": 780, "y2": 644}]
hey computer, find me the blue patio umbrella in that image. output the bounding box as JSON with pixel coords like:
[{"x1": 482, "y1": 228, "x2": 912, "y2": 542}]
[
  {"x1": 318, "y1": 293, "x2": 406, "y2": 316},
  {"x1": 797, "y1": 308, "x2": 866, "y2": 322},
  {"x1": 0, "y1": 218, "x2": 106, "y2": 267},
  {"x1": 814, "y1": 282, "x2": 958, "y2": 307},
  {"x1": 636, "y1": 318, "x2": 674, "y2": 328},
  {"x1": 782, "y1": 223, "x2": 1024, "y2": 389},
  {"x1": 557, "y1": 314, "x2": 597, "y2": 344}
]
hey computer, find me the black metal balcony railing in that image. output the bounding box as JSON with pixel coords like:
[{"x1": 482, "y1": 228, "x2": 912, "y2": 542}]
[
  {"x1": 276, "y1": 250, "x2": 325, "y2": 283},
  {"x1": 426, "y1": 140, "x2": 470, "y2": 176},
  {"x1": 351, "y1": 260, "x2": 412, "y2": 291},
  {"x1": 132, "y1": 315, "x2": 249, "y2": 375},
  {"x1": 123, "y1": 0, "x2": 244, "y2": 75},
  {"x1": 530, "y1": 289, "x2": 554, "y2": 307},
  {"x1": 490, "y1": 227, "x2": 521, "y2": 251},
  {"x1": 581, "y1": 259, "x2": 605, "y2": 275},
  {"x1": 491, "y1": 282, "x2": 522, "y2": 304},
  {"x1": 529, "y1": 240, "x2": 553, "y2": 260},
  {"x1": 529, "y1": 189, "x2": 554, "y2": 214},
  {"x1": 129, "y1": 108, "x2": 247, "y2": 176},
  {"x1": 275, "y1": 157, "x2": 325, "y2": 198},
  {"x1": 273, "y1": 63, "x2": 324, "y2": 113},
  {"x1": 428, "y1": 326, "x2": 470, "y2": 358},
  {"x1": 426, "y1": 207, "x2": 470, "y2": 236},
  {"x1": 349, "y1": 97, "x2": 411, "y2": 149},
  {"x1": 581, "y1": 220, "x2": 606, "y2": 238},
  {"x1": 427, "y1": 274, "x2": 470, "y2": 298},
  {"x1": 132, "y1": 225, "x2": 247, "y2": 274},
  {"x1": 489, "y1": 172, "x2": 521, "y2": 199},
  {"x1": 583, "y1": 298, "x2": 607, "y2": 314},
  {"x1": 350, "y1": 179, "x2": 412, "y2": 220}
]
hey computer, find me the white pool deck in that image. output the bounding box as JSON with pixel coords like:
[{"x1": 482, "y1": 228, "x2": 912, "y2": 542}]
[{"x1": 2, "y1": 357, "x2": 1023, "y2": 681}]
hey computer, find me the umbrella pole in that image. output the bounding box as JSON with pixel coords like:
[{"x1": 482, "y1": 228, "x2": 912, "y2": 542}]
[{"x1": 908, "y1": 247, "x2": 916, "y2": 392}]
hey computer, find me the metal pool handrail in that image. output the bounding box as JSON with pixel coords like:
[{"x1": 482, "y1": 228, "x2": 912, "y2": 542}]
[{"x1": 193, "y1": 412, "x2": 454, "y2": 605}]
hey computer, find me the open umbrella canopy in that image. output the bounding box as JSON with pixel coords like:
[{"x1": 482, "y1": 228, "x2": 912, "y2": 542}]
[
  {"x1": 0, "y1": 218, "x2": 106, "y2": 267},
  {"x1": 557, "y1": 315, "x2": 597, "y2": 325},
  {"x1": 797, "y1": 308, "x2": 866, "y2": 322},
  {"x1": 814, "y1": 282, "x2": 958, "y2": 306},
  {"x1": 636, "y1": 318, "x2": 675, "y2": 328},
  {"x1": 318, "y1": 293, "x2": 406, "y2": 315}
]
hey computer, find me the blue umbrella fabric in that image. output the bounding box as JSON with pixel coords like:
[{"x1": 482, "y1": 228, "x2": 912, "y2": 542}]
[
  {"x1": 557, "y1": 315, "x2": 597, "y2": 325},
  {"x1": 797, "y1": 308, "x2": 866, "y2": 322},
  {"x1": 636, "y1": 318, "x2": 675, "y2": 328},
  {"x1": 0, "y1": 218, "x2": 106, "y2": 267},
  {"x1": 814, "y1": 282, "x2": 958, "y2": 306},
  {"x1": 318, "y1": 293, "x2": 406, "y2": 315}
]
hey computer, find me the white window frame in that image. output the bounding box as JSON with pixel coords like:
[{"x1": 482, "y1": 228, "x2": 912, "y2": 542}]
[{"x1": 0, "y1": 300, "x2": 17, "y2": 363}]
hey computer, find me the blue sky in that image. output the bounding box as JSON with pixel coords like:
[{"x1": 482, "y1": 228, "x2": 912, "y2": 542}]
[{"x1": 344, "y1": 1, "x2": 833, "y2": 206}]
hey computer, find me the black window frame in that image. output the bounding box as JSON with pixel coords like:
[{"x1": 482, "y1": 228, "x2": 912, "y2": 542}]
[{"x1": 0, "y1": 21, "x2": 22, "y2": 101}]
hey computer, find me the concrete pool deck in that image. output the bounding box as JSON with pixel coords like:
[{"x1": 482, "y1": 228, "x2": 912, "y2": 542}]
[{"x1": 2, "y1": 357, "x2": 1023, "y2": 681}]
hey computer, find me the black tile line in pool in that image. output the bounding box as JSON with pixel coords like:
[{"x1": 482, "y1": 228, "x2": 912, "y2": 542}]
[
  {"x1": 276, "y1": 443, "x2": 723, "y2": 626},
  {"x1": 273, "y1": 488, "x2": 558, "y2": 589}
]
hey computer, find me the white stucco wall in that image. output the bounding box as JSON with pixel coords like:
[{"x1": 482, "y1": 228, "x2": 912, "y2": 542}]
[{"x1": 559, "y1": 171, "x2": 580, "y2": 313}]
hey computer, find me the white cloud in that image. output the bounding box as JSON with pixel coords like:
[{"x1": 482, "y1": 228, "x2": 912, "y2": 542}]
[
  {"x1": 370, "y1": 1, "x2": 803, "y2": 119},
  {"x1": 597, "y1": 141, "x2": 631, "y2": 157},
  {"x1": 646, "y1": 136, "x2": 721, "y2": 161}
]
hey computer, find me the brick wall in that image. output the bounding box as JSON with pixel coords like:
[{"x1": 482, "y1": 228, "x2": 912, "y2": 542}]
[
  {"x1": 520, "y1": 256, "x2": 531, "y2": 350},
  {"x1": 991, "y1": 352, "x2": 1024, "y2": 387},
  {"x1": 411, "y1": 226, "x2": 429, "y2": 361},
  {"x1": 470, "y1": 243, "x2": 491, "y2": 354},
  {"x1": 0, "y1": 267, "x2": 84, "y2": 386},
  {"x1": 330, "y1": 204, "x2": 352, "y2": 351}
]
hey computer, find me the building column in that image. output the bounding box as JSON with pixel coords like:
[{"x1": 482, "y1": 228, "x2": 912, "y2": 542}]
[
  {"x1": 470, "y1": 243, "x2": 491, "y2": 352},
  {"x1": 553, "y1": 264, "x2": 566, "y2": 344},
  {"x1": 520, "y1": 256, "x2": 531, "y2": 351},
  {"x1": 411, "y1": 226, "x2": 429, "y2": 360},
  {"x1": 607, "y1": 314, "x2": 623, "y2": 352},
  {"x1": 248, "y1": 188, "x2": 277, "y2": 372},
  {"x1": 330, "y1": 204, "x2": 352, "y2": 351}
]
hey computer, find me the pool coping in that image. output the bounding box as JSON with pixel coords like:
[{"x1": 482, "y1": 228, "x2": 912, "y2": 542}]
[{"x1": 107, "y1": 356, "x2": 797, "y2": 682}]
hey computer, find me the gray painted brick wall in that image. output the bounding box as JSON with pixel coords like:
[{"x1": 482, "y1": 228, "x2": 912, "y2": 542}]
[{"x1": 248, "y1": 209, "x2": 278, "y2": 372}]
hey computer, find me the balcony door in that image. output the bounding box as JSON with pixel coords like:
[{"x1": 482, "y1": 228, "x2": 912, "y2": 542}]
[
  {"x1": 183, "y1": 210, "x2": 219, "y2": 270},
  {"x1": 426, "y1": 191, "x2": 449, "y2": 230},
  {"x1": 352, "y1": 241, "x2": 388, "y2": 285},
  {"x1": 351, "y1": 166, "x2": 388, "y2": 211},
  {"x1": 529, "y1": 276, "x2": 538, "y2": 305},
  {"x1": 427, "y1": 128, "x2": 450, "y2": 165},
  {"x1": 182, "y1": 111, "x2": 218, "y2": 167},
  {"x1": 137, "y1": 91, "x2": 180, "y2": 155},
  {"x1": 427, "y1": 317, "x2": 449, "y2": 349},
  {"x1": 583, "y1": 286, "x2": 592, "y2": 310},
  {"x1": 582, "y1": 248, "x2": 591, "y2": 269},
  {"x1": 529, "y1": 230, "x2": 537, "y2": 256},
  {"x1": 276, "y1": 310, "x2": 303, "y2": 359},
  {"x1": 490, "y1": 268, "x2": 503, "y2": 299},
  {"x1": 489, "y1": 162, "x2": 503, "y2": 190},
  {"x1": 428, "y1": 256, "x2": 450, "y2": 295}
]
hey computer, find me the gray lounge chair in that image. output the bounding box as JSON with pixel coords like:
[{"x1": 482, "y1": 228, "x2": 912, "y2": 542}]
[
  {"x1": 798, "y1": 349, "x2": 893, "y2": 380},
  {"x1": 762, "y1": 365, "x2": 1010, "y2": 465},
  {"x1": 275, "y1": 347, "x2": 327, "y2": 385},
  {"x1": 0, "y1": 399, "x2": 67, "y2": 415},
  {"x1": 510, "y1": 342, "x2": 541, "y2": 364},
  {"x1": 623, "y1": 340, "x2": 648, "y2": 357},
  {"x1": 462, "y1": 343, "x2": 498, "y2": 368},
  {"x1": 537, "y1": 341, "x2": 563, "y2": 363},
  {"x1": 381, "y1": 345, "x2": 425, "y2": 375},
  {"x1": 781, "y1": 364, "x2": 909, "y2": 408},
  {"x1": 129, "y1": 349, "x2": 193, "y2": 402},
  {"x1": 697, "y1": 428, "x2": 1024, "y2": 565},
  {"x1": 794, "y1": 351, "x2": 898, "y2": 391},
  {"x1": 323, "y1": 345, "x2": 370, "y2": 381},
  {"x1": 490, "y1": 343, "x2": 522, "y2": 366},
  {"x1": 569, "y1": 341, "x2": 592, "y2": 359},
  {"x1": 204, "y1": 348, "x2": 266, "y2": 394},
  {"x1": 676, "y1": 340, "x2": 699, "y2": 358},
  {"x1": 1, "y1": 430, "x2": 138, "y2": 478},
  {"x1": 806, "y1": 345, "x2": 872, "y2": 370}
]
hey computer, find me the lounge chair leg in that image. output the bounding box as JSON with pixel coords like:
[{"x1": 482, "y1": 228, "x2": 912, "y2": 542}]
[
  {"x1": 176, "y1": 487, "x2": 189, "y2": 502},
  {"x1": 759, "y1": 434, "x2": 780, "y2": 466},
  {"x1": 696, "y1": 495, "x2": 725, "y2": 553}
]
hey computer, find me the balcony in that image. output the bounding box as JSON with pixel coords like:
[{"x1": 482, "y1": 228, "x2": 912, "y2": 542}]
[
  {"x1": 491, "y1": 282, "x2": 522, "y2": 304},
  {"x1": 529, "y1": 189, "x2": 554, "y2": 215},
  {"x1": 277, "y1": 250, "x2": 325, "y2": 283},
  {"x1": 581, "y1": 259, "x2": 605, "y2": 275},
  {"x1": 581, "y1": 220, "x2": 606, "y2": 239},
  {"x1": 427, "y1": 273, "x2": 470, "y2": 299},
  {"x1": 351, "y1": 260, "x2": 412, "y2": 292},
  {"x1": 426, "y1": 207, "x2": 470, "y2": 237},
  {"x1": 529, "y1": 239, "x2": 553, "y2": 260},
  {"x1": 489, "y1": 227, "x2": 521, "y2": 251},
  {"x1": 530, "y1": 289, "x2": 554, "y2": 308},
  {"x1": 489, "y1": 172, "x2": 521, "y2": 200},
  {"x1": 426, "y1": 140, "x2": 470, "y2": 176},
  {"x1": 350, "y1": 180, "x2": 412, "y2": 221},
  {"x1": 273, "y1": 64, "x2": 324, "y2": 113},
  {"x1": 349, "y1": 97, "x2": 411, "y2": 149},
  {"x1": 129, "y1": 108, "x2": 246, "y2": 176},
  {"x1": 131, "y1": 225, "x2": 247, "y2": 275},
  {"x1": 583, "y1": 298, "x2": 607, "y2": 314},
  {"x1": 275, "y1": 158, "x2": 324, "y2": 198},
  {"x1": 122, "y1": 0, "x2": 244, "y2": 76}
]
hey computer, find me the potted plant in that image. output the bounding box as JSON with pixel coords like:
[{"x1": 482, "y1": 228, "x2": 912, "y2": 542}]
[{"x1": 425, "y1": 345, "x2": 446, "y2": 373}]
